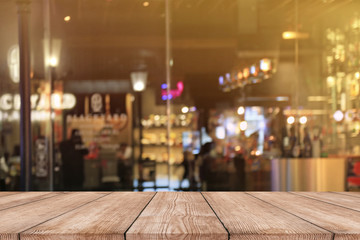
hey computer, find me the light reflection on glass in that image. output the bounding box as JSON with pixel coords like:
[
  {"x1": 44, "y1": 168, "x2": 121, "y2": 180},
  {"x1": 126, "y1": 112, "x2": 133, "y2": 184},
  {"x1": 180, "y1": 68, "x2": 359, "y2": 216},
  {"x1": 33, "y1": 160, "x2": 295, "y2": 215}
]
[{"x1": 271, "y1": 158, "x2": 346, "y2": 191}]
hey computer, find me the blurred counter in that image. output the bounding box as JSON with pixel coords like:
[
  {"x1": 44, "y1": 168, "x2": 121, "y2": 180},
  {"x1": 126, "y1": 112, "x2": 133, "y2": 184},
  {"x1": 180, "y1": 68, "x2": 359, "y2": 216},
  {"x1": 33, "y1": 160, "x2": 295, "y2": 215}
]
[{"x1": 271, "y1": 158, "x2": 347, "y2": 191}]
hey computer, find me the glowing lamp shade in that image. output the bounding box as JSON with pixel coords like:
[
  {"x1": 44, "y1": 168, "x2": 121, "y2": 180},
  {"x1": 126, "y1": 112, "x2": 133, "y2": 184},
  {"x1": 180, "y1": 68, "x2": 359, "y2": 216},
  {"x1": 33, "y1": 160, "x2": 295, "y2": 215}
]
[
  {"x1": 131, "y1": 71, "x2": 148, "y2": 92},
  {"x1": 49, "y1": 57, "x2": 58, "y2": 67},
  {"x1": 333, "y1": 110, "x2": 344, "y2": 122},
  {"x1": 287, "y1": 116, "x2": 295, "y2": 125},
  {"x1": 299, "y1": 116, "x2": 307, "y2": 125},
  {"x1": 260, "y1": 59, "x2": 271, "y2": 72},
  {"x1": 237, "y1": 106, "x2": 245, "y2": 115},
  {"x1": 181, "y1": 106, "x2": 189, "y2": 114}
]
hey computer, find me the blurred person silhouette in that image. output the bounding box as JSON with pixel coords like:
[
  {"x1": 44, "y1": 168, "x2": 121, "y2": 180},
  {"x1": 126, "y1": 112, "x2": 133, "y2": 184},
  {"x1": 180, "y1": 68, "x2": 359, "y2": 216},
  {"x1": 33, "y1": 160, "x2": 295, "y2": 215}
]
[
  {"x1": 233, "y1": 148, "x2": 246, "y2": 191},
  {"x1": 312, "y1": 127, "x2": 322, "y2": 158},
  {"x1": 116, "y1": 142, "x2": 132, "y2": 190},
  {"x1": 289, "y1": 126, "x2": 299, "y2": 157},
  {"x1": 198, "y1": 142, "x2": 214, "y2": 191},
  {"x1": 8, "y1": 145, "x2": 21, "y2": 190},
  {"x1": 0, "y1": 153, "x2": 9, "y2": 190},
  {"x1": 60, "y1": 129, "x2": 89, "y2": 190},
  {"x1": 179, "y1": 150, "x2": 195, "y2": 190},
  {"x1": 303, "y1": 127, "x2": 312, "y2": 157}
]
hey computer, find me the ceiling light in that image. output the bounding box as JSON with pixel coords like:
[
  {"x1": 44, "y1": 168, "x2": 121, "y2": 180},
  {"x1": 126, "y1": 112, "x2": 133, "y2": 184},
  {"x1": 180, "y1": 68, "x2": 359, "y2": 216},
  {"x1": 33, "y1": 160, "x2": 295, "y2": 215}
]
[
  {"x1": 143, "y1": 1, "x2": 149, "y2": 7},
  {"x1": 64, "y1": 16, "x2": 71, "y2": 22},
  {"x1": 49, "y1": 57, "x2": 58, "y2": 67},
  {"x1": 282, "y1": 31, "x2": 309, "y2": 40},
  {"x1": 287, "y1": 116, "x2": 295, "y2": 125},
  {"x1": 181, "y1": 106, "x2": 189, "y2": 114},
  {"x1": 299, "y1": 116, "x2": 307, "y2": 125},
  {"x1": 333, "y1": 110, "x2": 344, "y2": 122},
  {"x1": 131, "y1": 72, "x2": 148, "y2": 92},
  {"x1": 260, "y1": 59, "x2": 271, "y2": 72},
  {"x1": 237, "y1": 106, "x2": 245, "y2": 115}
]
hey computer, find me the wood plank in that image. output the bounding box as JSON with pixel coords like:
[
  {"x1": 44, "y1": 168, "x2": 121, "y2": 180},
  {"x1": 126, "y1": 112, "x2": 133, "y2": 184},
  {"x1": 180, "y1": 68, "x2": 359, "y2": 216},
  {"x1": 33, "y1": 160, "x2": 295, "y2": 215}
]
[
  {"x1": 250, "y1": 192, "x2": 360, "y2": 240},
  {"x1": 333, "y1": 192, "x2": 360, "y2": 198},
  {"x1": 294, "y1": 192, "x2": 360, "y2": 212},
  {"x1": 0, "y1": 192, "x2": 108, "y2": 240},
  {"x1": 203, "y1": 192, "x2": 332, "y2": 240},
  {"x1": 21, "y1": 192, "x2": 155, "y2": 240},
  {"x1": 0, "y1": 192, "x2": 20, "y2": 198},
  {"x1": 126, "y1": 192, "x2": 228, "y2": 240},
  {"x1": 0, "y1": 192, "x2": 60, "y2": 211}
]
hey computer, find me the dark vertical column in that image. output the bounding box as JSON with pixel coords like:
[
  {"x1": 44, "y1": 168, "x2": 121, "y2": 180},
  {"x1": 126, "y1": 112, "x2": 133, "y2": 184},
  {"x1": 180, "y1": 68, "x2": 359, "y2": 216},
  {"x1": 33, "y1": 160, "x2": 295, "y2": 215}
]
[
  {"x1": 138, "y1": 92, "x2": 143, "y2": 161},
  {"x1": 137, "y1": 92, "x2": 143, "y2": 187},
  {"x1": 17, "y1": 0, "x2": 32, "y2": 191},
  {"x1": 165, "y1": 0, "x2": 171, "y2": 190}
]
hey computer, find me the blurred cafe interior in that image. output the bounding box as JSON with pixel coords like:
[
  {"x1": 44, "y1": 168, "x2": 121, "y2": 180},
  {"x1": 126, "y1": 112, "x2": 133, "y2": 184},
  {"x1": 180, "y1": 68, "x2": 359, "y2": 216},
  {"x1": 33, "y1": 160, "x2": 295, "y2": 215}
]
[{"x1": 0, "y1": 0, "x2": 360, "y2": 192}]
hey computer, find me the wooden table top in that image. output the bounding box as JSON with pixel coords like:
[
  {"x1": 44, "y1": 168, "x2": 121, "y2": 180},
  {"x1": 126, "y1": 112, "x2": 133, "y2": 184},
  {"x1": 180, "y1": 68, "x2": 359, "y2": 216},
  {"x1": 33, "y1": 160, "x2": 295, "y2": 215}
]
[{"x1": 0, "y1": 192, "x2": 359, "y2": 239}]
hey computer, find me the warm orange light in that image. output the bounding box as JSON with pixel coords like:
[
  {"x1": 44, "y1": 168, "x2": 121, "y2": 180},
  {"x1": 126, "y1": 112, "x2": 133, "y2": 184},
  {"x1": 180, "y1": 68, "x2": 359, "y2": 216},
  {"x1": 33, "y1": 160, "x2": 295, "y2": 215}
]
[
  {"x1": 282, "y1": 31, "x2": 296, "y2": 39},
  {"x1": 49, "y1": 57, "x2": 58, "y2": 67},
  {"x1": 143, "y1": 1, "x2": 149, "y2": 7},
  {"x1": 260, "y1": 58, "x2": 271, "y2": 72},
  {"x1": 237, "y1": 71, "x2": 243, "y2": 80},
  {"x1": 282, "y1": 31, "x2": 309, "y2": 39},
  {"x1": 243, "y1": 68, "x2": 250, "y2": 79},
  {"x1": 64, "y1": 16, "x2": 71, "y2": 22}
]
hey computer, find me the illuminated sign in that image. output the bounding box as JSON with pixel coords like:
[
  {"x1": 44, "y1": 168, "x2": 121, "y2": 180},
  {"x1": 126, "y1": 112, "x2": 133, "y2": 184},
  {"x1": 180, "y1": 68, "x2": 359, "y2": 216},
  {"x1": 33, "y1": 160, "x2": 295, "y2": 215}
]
[
  {"x1": 7, "y1": 45, "x2": 20, "y2": 83},
  {"x1": 0, "y1": 93, "x2": 76, "y2": 111},
  {"x1": 161, "y1": 81, "x2": 184, "y2": 100},
  {"x1": 91, "y1": 93, "x2": 103, "y2": 113}
]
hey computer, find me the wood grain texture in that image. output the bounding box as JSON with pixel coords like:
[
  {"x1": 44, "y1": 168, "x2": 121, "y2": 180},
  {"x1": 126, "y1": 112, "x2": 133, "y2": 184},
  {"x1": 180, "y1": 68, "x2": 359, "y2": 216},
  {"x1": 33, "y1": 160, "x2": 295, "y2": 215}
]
[
  {"x1": 0, "y1": 192, "x2": 20, "y2": 198},
  {"x1": 0, "y1": 192, "x2": 60, "y2": 211},
  {"x1": 250, "y1": 192, "x2": 360, "y2": 240},
  {"x1": 21, "y1": 192, "x2": 155, "y2": 240},
  {"x1": 333, "y1": 192, "x2": 360, "y2": 198},
  {"x1": 203, "y1": 192, "x2": 332, "y2": 240},
  {"x1": 294, "y1": 192, "x2": 360, "y2": 212},
  {"x1": 0, "y1": 192, "x2": 107, "y2": 240},
  {"x1": 126, "y1": 192, "x2": 228, "y2": 240}
]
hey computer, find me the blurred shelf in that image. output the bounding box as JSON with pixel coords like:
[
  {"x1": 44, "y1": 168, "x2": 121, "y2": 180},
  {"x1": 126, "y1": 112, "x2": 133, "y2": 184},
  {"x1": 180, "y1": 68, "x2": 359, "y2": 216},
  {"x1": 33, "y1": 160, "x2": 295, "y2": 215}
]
[
  {"x1": 142, "y1": 126, "x2": 190, "y2": 130},
  {"x1": 140, "y1": 144, "x2": 183, "y2": 148}
]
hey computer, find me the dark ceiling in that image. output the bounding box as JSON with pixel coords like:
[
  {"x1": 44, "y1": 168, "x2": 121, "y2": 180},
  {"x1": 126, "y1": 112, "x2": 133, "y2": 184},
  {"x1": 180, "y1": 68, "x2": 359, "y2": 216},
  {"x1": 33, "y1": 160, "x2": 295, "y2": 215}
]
[{"x1": 22, "y1": 0, "x2": 358, "y2": 108}]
